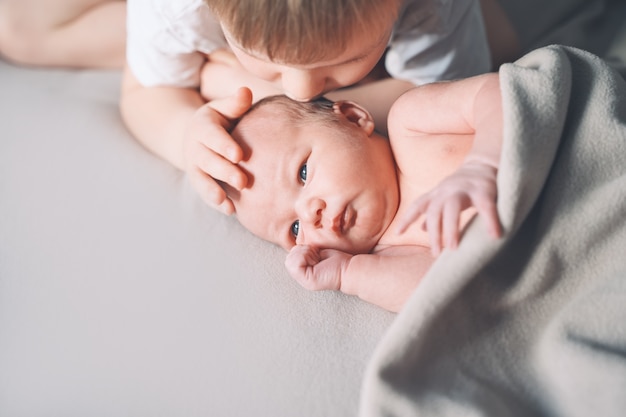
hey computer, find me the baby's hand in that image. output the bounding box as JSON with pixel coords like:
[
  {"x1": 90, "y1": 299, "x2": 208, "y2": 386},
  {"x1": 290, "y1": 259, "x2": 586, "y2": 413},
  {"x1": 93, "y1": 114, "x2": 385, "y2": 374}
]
[
  {"x1": 183, "y1": 87, "x2": 253, "y2": 214},
  {"x1": 285, "y1": 245, "x2": 352, "y2": 292},
  {"x1": 397, "y1": 161, "x2": 501, "y2": 256}
]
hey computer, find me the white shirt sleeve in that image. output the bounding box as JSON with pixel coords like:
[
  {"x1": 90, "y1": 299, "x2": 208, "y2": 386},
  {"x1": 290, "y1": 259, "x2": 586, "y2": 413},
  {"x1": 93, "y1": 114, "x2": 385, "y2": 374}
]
[
  {"x1": 386, "y1": 0, "x2": 491, "y2": 85},
  {"x1": 126, "y1": 0, "x2": 227, "y2": 88}
]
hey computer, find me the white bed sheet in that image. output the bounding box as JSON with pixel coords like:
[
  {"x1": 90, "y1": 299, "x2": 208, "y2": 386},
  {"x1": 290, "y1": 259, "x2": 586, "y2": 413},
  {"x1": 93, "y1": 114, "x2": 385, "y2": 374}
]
[{"x1": 0, "y1": 60, "x2": 395, "y2": 416}]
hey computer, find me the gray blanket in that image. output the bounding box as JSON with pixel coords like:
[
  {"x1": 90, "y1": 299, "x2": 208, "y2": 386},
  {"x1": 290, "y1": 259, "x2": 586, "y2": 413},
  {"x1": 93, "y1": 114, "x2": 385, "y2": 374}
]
[{"x1": 361, "y1": 46, "x2": 626, "y2": 416}]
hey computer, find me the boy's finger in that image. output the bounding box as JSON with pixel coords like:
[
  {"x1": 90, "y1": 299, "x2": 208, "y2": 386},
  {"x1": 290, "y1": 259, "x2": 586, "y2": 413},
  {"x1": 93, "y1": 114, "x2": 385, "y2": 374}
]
[
  {"x1": 189, "y1": 167, "x2": 235, "y2": 214},
  {"x1": 216, "y1": 198, "x2": 236, "y2": 216},
  {"x1": 207, "y1": 87, "x2": 253, "y2": 119},
  {"x1": 194, "y1": 148, "x2": 247, "y2": 190},
  {"x1": 197, "y1": 124, "x2": 244, "y2": 164}
]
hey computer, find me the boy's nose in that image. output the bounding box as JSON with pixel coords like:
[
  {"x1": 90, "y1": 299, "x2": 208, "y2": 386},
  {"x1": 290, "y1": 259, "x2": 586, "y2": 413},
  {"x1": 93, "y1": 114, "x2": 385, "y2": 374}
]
[{"x1": 282, "y1": 69, "x2": 326, "y2": 101}]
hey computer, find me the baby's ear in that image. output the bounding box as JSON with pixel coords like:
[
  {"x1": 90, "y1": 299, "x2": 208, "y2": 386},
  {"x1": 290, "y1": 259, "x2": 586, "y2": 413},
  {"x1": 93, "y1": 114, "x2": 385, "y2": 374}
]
[{"x1": 332, "y1": 101, "x2": 375, "y2": 135}]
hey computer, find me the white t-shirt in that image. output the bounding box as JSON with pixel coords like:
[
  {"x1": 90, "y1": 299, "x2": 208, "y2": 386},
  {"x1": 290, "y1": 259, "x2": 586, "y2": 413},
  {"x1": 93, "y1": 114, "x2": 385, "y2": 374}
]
[{"x1": 127, "y1": 0, "x2": 490, "y2": 88}]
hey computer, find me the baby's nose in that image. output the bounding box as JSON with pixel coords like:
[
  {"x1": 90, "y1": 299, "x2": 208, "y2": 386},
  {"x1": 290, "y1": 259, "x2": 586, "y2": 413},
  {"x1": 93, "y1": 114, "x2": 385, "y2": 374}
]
[{"x1": 296, "y1": 197, "x2": 324, "y2": 228}]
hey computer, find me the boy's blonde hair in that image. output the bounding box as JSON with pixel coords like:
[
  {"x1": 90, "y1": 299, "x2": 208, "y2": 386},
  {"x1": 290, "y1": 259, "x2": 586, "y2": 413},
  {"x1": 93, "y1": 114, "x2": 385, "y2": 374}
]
[{"x1": 205, "y1": 0, "x2": 399, "y2": 64}]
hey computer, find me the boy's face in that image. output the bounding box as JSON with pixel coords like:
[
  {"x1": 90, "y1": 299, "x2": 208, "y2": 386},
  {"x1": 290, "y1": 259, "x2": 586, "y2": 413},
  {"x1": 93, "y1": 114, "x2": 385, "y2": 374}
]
[
  {"x1": 222, "y1": 26, "x2": 391, "y2": 102},
  {"x1": 230, "y1": 103, "x2": 399, "y2": 254}
]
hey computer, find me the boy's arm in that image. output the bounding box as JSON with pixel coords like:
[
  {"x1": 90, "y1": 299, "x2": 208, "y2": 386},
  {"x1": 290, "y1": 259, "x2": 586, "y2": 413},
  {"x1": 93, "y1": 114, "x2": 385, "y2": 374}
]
[
  {"x1": 392, "y1": 74, "x2": 503, "y2": 253},
  {"x1": 286, "y1": 245, "x2": 432, "y2": 313},
  {"x1": 119, "y1": 66, "x2": 251, "y2": 214}
]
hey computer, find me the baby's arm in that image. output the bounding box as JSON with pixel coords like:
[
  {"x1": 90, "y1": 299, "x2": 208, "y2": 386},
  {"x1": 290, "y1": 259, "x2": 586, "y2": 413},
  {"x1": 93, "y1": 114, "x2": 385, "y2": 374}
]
[
  {"x1": 391, "y1": 73, "x2": 503, "y2": 253},
  {"x1": 286, "y1": 245, "x2": 432, "y2": 313},
  {"x1": 120, "y1": 67, "x2": 251, "y2": 214}
]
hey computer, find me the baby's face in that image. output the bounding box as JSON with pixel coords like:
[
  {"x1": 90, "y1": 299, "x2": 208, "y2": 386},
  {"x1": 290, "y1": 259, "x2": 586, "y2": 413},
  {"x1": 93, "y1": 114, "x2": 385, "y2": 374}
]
[{"x1": 230, "y1": 105, "x2": 399, "y2": 254}]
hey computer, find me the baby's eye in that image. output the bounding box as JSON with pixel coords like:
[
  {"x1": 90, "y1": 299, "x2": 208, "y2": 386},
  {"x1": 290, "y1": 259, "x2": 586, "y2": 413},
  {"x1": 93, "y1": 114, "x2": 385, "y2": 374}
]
[
  {"x1": 290, "y1": 220, "x2": 300, "y2": 238},
  {"x1": 298, "y1": 164, "x2": 307, "y2": 183}
]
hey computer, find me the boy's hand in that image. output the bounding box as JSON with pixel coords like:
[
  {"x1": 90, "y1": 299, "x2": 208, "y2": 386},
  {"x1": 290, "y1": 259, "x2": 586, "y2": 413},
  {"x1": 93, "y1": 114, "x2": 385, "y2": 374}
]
[
  {"x1": 285, "y1": 245, "x2": 352, "y2": 292},
  {"x1": 183, "y1": 87, "x2": 253, "y2": 214},
  {"x1": 397, "y1": 161, "x2": 501, "y2": 256}
]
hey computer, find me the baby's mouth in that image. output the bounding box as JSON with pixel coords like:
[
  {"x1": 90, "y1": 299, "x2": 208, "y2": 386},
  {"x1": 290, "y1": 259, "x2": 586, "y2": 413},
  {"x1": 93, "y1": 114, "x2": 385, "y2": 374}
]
[
  {"x1": 341, "y1": 206, "x2": 356, "y2": 234},
  {"x1": 329, "y1": 206, "x2": 356, "y2": 235}
]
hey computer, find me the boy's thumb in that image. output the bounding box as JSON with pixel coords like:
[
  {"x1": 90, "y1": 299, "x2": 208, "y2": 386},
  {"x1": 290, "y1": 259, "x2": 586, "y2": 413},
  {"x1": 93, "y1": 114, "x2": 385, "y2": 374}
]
[{"x1": 208, "y1": 87, "x2": 253, "y2": 119}]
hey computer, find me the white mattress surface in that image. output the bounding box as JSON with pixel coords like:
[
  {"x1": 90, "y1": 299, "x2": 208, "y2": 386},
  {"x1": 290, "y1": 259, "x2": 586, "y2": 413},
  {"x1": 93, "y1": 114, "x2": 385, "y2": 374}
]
[{"x1": 0, "y1": 60, "x2": 394, "y2": 416}]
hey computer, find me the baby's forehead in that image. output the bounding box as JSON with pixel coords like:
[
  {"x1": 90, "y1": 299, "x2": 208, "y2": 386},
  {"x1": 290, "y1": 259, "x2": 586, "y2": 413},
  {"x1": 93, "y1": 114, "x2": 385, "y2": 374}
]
[
  {"x1": 234, "y1": 95, "x2": 336, "y2": 138},
  {"x1": 232, "y1": 176, "x2": 288, "y2": 249},
  {"x1": 236, "y1": 103, "x2": 284, "y2": 132},
  {"x1": 233, "y1": 104, "x2": 297, "y2": 146}
]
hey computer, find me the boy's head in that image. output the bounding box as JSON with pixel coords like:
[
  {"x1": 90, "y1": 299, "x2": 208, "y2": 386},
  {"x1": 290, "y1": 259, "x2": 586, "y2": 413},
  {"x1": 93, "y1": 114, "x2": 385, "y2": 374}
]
[
  {"x1": 227, "y1": 95, "x2": 399, "y2": 255},
  {"x1": 205, "y1": 0, "x2": 401, "y2": 101}
]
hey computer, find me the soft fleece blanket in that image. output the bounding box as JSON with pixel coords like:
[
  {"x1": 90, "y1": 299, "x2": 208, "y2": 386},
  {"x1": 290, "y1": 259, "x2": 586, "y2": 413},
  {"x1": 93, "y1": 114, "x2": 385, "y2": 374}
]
[{"x1": 361, "y1": 46, "x2": 626, "y2": 416}]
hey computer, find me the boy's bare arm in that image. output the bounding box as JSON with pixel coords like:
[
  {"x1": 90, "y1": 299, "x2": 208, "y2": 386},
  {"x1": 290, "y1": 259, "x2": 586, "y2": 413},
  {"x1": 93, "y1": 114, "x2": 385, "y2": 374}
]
[
  {"x1": 286, "y1": 245, "x2": 432, "y2": 313},
  {"x1": 120, "y1": 67, "x2": 251, "y2": 214},
  {"x1": 120, "y1": 66, "x2": 203, "y2": 169}
]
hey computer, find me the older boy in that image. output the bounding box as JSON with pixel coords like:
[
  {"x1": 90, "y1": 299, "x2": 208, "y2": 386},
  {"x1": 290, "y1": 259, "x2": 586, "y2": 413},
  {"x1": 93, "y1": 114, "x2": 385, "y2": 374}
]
[
  {"x1": 0, "y1": 0, "x2": 516, "y2": 222},
  {"x1": 224, "y1": 73, "x2": 503, "y2": 312},
  {"x1": 121, "y1": 0, "x2": 495, "y2": 216}
]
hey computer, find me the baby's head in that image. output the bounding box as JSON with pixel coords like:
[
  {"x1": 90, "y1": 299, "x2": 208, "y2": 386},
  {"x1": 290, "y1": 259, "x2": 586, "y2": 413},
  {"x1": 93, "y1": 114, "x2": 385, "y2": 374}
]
[
  {"x1": 227, "y1": 95, "x2": 399, "y2": 255},
  {"x1": 205, "y1": 0, "x2": 401, "y2": 100}
]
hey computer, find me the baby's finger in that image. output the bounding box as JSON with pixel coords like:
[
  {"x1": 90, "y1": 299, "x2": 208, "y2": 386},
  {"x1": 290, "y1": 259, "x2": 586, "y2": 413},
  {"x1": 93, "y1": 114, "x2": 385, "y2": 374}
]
[
  {"x1": 442, "y1": 199, "x2": 462, "y2": 250},
  {"x1": 426, "y1": 204, "x2": 443, "y2": 256},
  {"x1": 472, "y1": 196, "x2": 502, "y2": 238},
  {"x1": 285, "y1": 245, "x2": 321, "y2": 283},
  {"x1": 396, "y1": 197, "x2": 428, "y2": 234}
]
